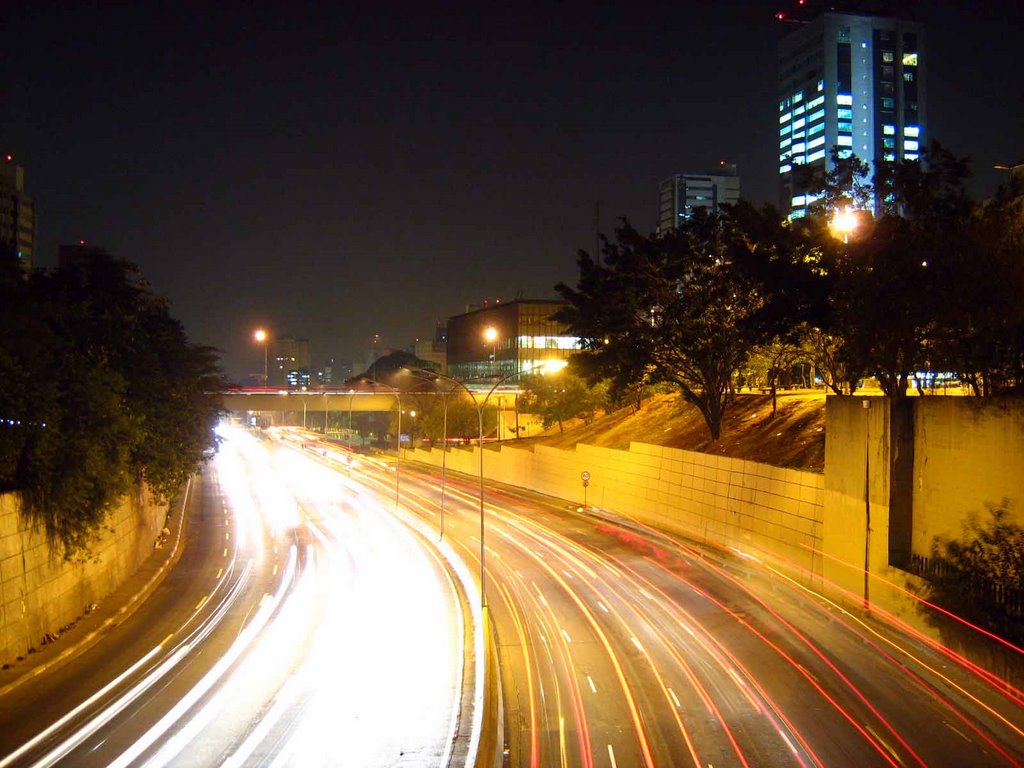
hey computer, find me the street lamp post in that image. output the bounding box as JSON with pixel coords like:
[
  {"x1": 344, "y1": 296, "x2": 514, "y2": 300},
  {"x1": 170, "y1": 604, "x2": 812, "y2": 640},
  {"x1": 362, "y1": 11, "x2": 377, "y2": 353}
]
[
  {"x1": 254, "y1": 328, "x2": 269, "y2": 386},
  {"x1": 484, "y1": 326, "x2": 498, "y2": 377},
  {"x1": 403, "y1": 361, "x2": 565, "y2": 610}
]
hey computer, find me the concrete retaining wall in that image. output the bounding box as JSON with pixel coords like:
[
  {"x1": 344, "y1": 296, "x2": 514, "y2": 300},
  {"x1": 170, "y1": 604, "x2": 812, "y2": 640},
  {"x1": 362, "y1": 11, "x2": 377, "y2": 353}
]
[
  {"x1": 0, "y1": 488, "x2": 166, "y2": 665},
  {"x1": 408, "y1": 439, "x2": 826, "y2": 581}
]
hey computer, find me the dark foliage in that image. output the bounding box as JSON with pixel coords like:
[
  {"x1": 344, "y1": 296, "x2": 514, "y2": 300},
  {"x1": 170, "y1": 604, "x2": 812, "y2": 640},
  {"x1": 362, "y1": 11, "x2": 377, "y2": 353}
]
[{"x1": 0, "y1": 251, "x2": 223, "y2": 559}]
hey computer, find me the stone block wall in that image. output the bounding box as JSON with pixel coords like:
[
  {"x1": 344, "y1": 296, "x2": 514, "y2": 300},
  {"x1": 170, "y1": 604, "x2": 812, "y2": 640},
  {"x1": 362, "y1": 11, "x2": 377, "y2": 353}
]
[{"x1": 0, "y1": 487, "x2": 166, "y2": 665}]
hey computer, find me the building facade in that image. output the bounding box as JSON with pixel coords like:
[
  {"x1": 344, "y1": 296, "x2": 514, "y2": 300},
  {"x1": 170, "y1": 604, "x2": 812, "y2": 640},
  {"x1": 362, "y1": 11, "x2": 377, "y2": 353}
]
[
  {"x1": 447, "y1": 300, "x2": 577, "y2": 381},
  {"x1": 657, "y1": 169, "x2": 740, "y2": 233},
  {"x1": 777, "y1": 7, "x2": 925, "y2": 218},
  {"x1": 1, "y1": 157, "x2": 36, "y2": 273},
  {"x1": 270, "y1": 335, "x2": 311, "y2": 387}
]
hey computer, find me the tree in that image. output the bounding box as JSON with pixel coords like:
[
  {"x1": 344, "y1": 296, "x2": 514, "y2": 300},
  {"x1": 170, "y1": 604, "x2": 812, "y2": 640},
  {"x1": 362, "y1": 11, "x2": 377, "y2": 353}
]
[
  {"x1": 0, "y1": 250, "x2": 222, "y2": 558},
  {"x1": 557, "y1": 209, "x2": 785, "y2": 440},
  {"x1": 518, "y1": 369, "x2": 608, "y2": 433}
]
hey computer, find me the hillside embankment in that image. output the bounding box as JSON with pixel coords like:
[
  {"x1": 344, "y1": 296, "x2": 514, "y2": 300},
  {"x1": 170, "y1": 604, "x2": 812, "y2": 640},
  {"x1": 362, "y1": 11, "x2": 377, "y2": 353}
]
[{"x1": 518, "y1": 390, "x2": 827, "y2": 471}]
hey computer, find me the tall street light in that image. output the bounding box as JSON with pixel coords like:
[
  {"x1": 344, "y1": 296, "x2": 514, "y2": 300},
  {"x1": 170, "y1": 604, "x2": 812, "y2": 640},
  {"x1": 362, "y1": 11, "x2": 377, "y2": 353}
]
[
  {"x1": 403, "y1": 360, "x2": 566, "y2": 611},
  {"x1": 483, "y1": 326, "x2": 498, "y2": 377},
  {"x1": 254, "y1": 328, "x2": 269, "y2": 386},
  {"x1": 830, "y1": 206, "x2": 859, "y2": 244}
]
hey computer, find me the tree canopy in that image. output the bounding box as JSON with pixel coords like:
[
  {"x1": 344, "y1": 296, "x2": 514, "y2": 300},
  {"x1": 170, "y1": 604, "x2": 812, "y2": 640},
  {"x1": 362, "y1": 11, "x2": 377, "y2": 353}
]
[{"x1": 0, "y1": 250, "x2": 223, "y2": 558}]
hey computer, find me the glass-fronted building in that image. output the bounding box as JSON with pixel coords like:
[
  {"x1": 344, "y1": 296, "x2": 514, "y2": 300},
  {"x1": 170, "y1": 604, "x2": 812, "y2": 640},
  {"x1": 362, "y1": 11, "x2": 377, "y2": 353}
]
[
  {"x1": 777, "y1": 8, "x2": 925, "y2": 218},
  {"x1": 657, "y1": 170, "x2": 740, "y2": 234},
  {"x1": 447, "y1": 300, "x2": 578, "y2": 381}
]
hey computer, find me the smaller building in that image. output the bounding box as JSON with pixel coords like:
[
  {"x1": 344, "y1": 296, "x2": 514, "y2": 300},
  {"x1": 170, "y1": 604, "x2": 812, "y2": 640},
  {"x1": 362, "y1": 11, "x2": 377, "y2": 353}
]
[
  {"x1": 447, "y1": 299, "x2": 577, "y2": 381},
  {"x1": 658, "y1": 167, "x2": 740, "y2": 234},
  {"x1": 270, "y1": 335, "x2": 310, "y2": 388},
  {"x1": 1, "y1": 156, "x2": 36, "y2": 273}
]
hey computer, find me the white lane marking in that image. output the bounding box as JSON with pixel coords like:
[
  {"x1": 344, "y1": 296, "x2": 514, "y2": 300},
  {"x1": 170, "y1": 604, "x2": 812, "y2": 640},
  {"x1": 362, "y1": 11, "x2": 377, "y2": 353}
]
[
  {"x1": 561, "y1": 629, "x2": 572, "y2": 644},
  {"x1": 597, "y1": 601, "x2": 609, "y2": 613},
  {"x1": 607, "y1": 744, "x2": 618, "y2": 768},
  {"x1": 587, "y1": 676, "x2": 597, "y2": 694},
  {"x1": 630, "y1": 636, "x2": 643, "y2": 652},
  {"x1": 669, "y1": 688, "x2": 681, "y2": 708}
]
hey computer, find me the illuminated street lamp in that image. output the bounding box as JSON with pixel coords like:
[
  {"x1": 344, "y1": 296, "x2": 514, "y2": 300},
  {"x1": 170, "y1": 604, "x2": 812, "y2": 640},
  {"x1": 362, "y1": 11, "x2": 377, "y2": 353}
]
[
  {"x1": 254, "y1": 328, "x2": 269, "y2": 386},
  {"x1": 483, "y1": 326, "x2": 498, "y2": 377},
  {"x1": 830, "y1": 206, "x2": 859, "y2": 244}
]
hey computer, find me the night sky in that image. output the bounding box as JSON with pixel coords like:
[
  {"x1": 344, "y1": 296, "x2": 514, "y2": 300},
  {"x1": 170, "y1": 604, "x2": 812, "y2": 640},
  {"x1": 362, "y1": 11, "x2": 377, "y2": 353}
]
[{"x1": 4, "y1": 1, "x2": 1022, "y2": 382}]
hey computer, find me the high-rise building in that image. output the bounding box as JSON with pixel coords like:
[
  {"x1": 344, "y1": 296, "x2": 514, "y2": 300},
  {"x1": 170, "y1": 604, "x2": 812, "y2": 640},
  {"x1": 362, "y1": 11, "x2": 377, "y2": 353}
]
[
  {"x1": 270, "y1": 335, "x2": 310, "y2": 388},
  {"x1": 1, "y1": 155, "x2": 36, "y2": 273},
  {"x1": 657, "y1": 167, "x2": 740, "y2": 234},
  {"x1": 776, "y1": 4, "x2": 925, "y2": 218}
]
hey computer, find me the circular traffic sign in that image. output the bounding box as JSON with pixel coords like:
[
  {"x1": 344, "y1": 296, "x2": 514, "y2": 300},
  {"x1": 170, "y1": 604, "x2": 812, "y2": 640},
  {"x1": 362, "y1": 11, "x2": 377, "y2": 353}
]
[{"x1": 581, "y1": 471, "x2": 591, "y2": 482}]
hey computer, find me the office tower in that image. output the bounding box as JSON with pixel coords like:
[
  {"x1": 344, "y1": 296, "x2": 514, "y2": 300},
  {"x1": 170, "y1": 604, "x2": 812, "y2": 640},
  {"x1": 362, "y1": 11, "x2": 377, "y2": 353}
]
[
  {"x1": 1, "y1": 155, "x2": 36, "y2": 273},
  {"x1": 777, "y1": 4, "x2": 924, "y2": 218},
  {"x1": 658, "y1": 167, "x2": 740, "y2": 234}
]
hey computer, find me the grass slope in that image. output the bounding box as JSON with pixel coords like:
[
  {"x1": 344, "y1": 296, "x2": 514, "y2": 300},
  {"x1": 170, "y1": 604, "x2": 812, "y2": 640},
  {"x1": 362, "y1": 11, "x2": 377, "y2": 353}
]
[{"x1": 518, "y1": 390, "x2": 826, "y2": 471}]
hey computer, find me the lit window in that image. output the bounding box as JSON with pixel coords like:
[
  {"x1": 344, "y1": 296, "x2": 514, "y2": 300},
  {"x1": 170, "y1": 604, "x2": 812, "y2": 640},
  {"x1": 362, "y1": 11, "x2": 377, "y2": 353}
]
[
  {"x1": 793, "y1": 91, "x2": 803, "y2": 103},
  {"x1": 792, "y1": 142, "x2": 806, "y2": 153},
  {"x1": 808, "y1": 123, "x2": 824, "y2": 136},
  {"x1": 792, "y1": 130, "x2": 805, "y2": 139},
  {"x1": 808, "y1": 136, "x2": 825, "y2": 149},
  {"x1": 883, "y1": 124, "x2": 895, "y2": 135},
  {"x1": 837, "y1": 93, "x2": 853, "y2": 105},
  {"x1": 779, "y1": 164, "x2": 792, "y2": 174},
  {"x1": 780, "y1": 124, "x2": 791, "y2": 136},
  {"x1": 817, "y1": 79, "x2": 824, "y2": 91},
  {"x1": 837, "y1": 135, "x2": 853, "y2": 146},
  {"x1": 883, "y1": 152, "x2": 896, "y2": 161},
  {"x1": 883, "y1": 137, "x2": 895, "y2": 149},
  {"x1": 780, "y1": 137, "x2": 792, "y2": 148},
  {"x1": 838, "y1": 121, "x2": 853, "y2": 133},
  {"x1": 904, "y1": 125, "x2": 920, "y2": 137},
  {"x1": 794, "y1": 105, "x2": 806, "y2": 116},
  {"x1": 838, "y1": 148, "x2": 853, "y2": 159},
  {"x1": 807, "y1": 149, "x2": 827, "y2": 163},
  {"x1": 807, "y1": 95, "x2": 825, "y2": 109},
  {"x1": 904, "y1": 72, "x2": 915, "y2": 82},
  {"x1": 904, "y1": 139, "x2": 919, "y2": 151},
  {"x1": 793, "y1": 118, "x2": 805, "y2": 129},
  {"x1": 905, "y1": 152, "x2": 919, "y2": 160},
  {"x1": 790, "y1": 208, "x2": 808, "y2": 220},
  {"x1": 808, "y1": 108, "x2": 825, "y2": 123},
  {"x1": 805, "y1": 192, "x2": 821, "y2": 205},
  {"x1": 792, "y1": 195, "x2": 806, "y2": 206},
  {"x1": 779, "y1": 100, "x2": 786, "y2": 112},
  {"x1": 793, "y1": 156, "x2": 806, "y2": 165},
  {"x1": 837, "y1": 107, "x2": 853, "y2": 119},
  {"x1": 882, "y1": 50, "x2": 894, "y2": 63},
  {"x1": 779, "y1": 152, "x2": 790, "y2": 162},
  {"x1": 881, "y1": 97, "x2": 895, "y2": 109},
  {"x1": 903, "y1": 52, "x2": 918, "y2": 66},
  {"x1": 779, "y1": 112, "x2": 792, "y2": 124}
]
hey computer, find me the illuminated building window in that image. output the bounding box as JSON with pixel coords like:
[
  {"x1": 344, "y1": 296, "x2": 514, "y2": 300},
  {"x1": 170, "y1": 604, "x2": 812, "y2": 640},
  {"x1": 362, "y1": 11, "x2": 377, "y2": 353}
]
[
  {"x1": 837, "y1": 93, "x2": 853, "y2": 105},
  {"x1": 780, "y1": 112, "x2": 792, "y2": 124},
  {"x1": 883, "y1": 152, "x2": 896, "y2": 161},
  {"x1": 838, "y1": 148, "x2": 853, "y2": 159},
  {"x1": 779, "y1": 164, "x2": 792, "y2": 174},
  {"x1": 807, "y1": 149, "x2": 826, "y2": 163},
  {"x1": 904, "y1": 72, "x2": 914, "y2": 82},
  {"x1": 837, "y1": 135, "x2": 853, "y2": 146},
  {"x1": 904, "y1": 125, "x2": 920, "y2": 137},
  {"x1": 794, "y1": 105, "x2": 805, "y2": 116},
  {"x1": 807, "y1": 95, "x2": 825, "y2": 109},
  {"x1": 837, "y1": 107, "x2": 853, "y2": 119},
  {"x1": 883, "y1": 137, "x2": 895, "y2": 149},
  {"x1": 904, "y1": 139, "x2": 919, "y2": 151},
  {"x1": 808, "y1": 108, "x2": 825, "y2": 123},
  {"x1": 808, "y1": 123, "x2": 824, "y2": 136},
  {"x1": 905, "y1": 152, "x2": 919, "y2": 160},
  {"x1": 780, "y1": 137, "x2": 792, "y2": 148},
  {"x1": 780, "y1": 124, "x2": 791, "y2": 136},
  {"x1": 793, "y1": 118, "x2": 805, "y2": 129},
  {"x1": 903, "y1": 52, "x2": 918, "y2": 66},
  {"x1": 882, "y1": 50, "x2": 894, "y2": 63},
  {"x1": 808, "y1": 136, "x2": 825, "y2": 149},
  {"x1": 789, "y1": 208, "x2": 807, "y2": 220},
  {"x1": 792, "y1": 142, "x2": 806, "y2": 153},
  {"x1": 838, "y1": 121, "x2": 853, "y2": 133},
  {"x1": 817, "y1": 79, "x2": 824, "y2": 91},
  {"x1": 792, "y1": 130, "x2": 805, "y2": 139},
  {"x1": 793, "y1": 91, "x2": 803, "y2": 103},
  {"x1": 791, "y1": 195, "x2": 806, "y2": 206},
  {"x1": 883, "y1": 124, "x2": 895, "y2": 135},
  {"x1": 881, "y1": 97, "x2": 894, "y2": 109}
]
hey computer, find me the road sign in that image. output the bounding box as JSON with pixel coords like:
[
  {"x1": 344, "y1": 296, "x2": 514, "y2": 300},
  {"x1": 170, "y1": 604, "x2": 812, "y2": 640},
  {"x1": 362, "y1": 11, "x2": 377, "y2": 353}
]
[{"x1": 581, "y1": 471, "x2": 591, "y2": 482}]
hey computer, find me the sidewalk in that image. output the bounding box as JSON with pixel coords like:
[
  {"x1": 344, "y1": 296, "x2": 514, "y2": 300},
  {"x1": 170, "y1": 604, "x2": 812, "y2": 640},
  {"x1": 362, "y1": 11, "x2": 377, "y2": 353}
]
[{"x1": 0, "y1": 475, "x2": 194, "y2": 698}]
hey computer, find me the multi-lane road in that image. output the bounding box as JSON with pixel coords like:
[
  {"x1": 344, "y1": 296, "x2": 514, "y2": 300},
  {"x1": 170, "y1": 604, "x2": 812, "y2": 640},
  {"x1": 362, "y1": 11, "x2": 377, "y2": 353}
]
[
  {"x1": 1, "y1": 424, "x2": 1022, "y2": 767},
  {"x1": 0, "y1": 425, "x2": 470, "y2": 767}
]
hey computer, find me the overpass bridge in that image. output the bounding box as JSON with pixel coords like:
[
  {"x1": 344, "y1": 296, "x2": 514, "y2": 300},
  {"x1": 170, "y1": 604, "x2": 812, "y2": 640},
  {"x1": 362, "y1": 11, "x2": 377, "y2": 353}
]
[{"x1": 219, "y1": 387, "x2": 521, "y2": 416}]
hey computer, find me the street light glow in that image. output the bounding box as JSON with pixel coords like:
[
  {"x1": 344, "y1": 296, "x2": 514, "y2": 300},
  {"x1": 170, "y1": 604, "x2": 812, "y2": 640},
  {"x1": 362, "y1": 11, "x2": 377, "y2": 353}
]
[
  {"x1": 830, "y1": 206, "x2": 858, "y2": 240},
  {"x1": 254, "y1": 328, "x2": 267, "y2": 343},
  {"x1": 483, "y1": 326, "x2": 498, "y2": 343}
]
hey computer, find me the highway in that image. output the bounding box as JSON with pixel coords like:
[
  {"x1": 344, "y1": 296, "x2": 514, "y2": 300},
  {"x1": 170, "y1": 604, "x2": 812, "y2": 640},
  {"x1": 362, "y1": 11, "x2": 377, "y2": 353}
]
[
  {"x1": 344, "y1": 435, "x2": 1024, "y2": 767},
  {"x1": 1, "y1": 423, "x2": 1022, "y2": 767},
  {"x1": 0, "y1": 425, "x2": 471, "y2": 767}
]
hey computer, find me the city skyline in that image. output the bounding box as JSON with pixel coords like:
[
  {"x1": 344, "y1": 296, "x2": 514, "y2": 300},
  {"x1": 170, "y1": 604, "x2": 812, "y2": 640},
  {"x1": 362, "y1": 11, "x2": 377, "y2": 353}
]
[{"x1": 3, "y1": 1, "x2": 1021, "y2": 380}]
